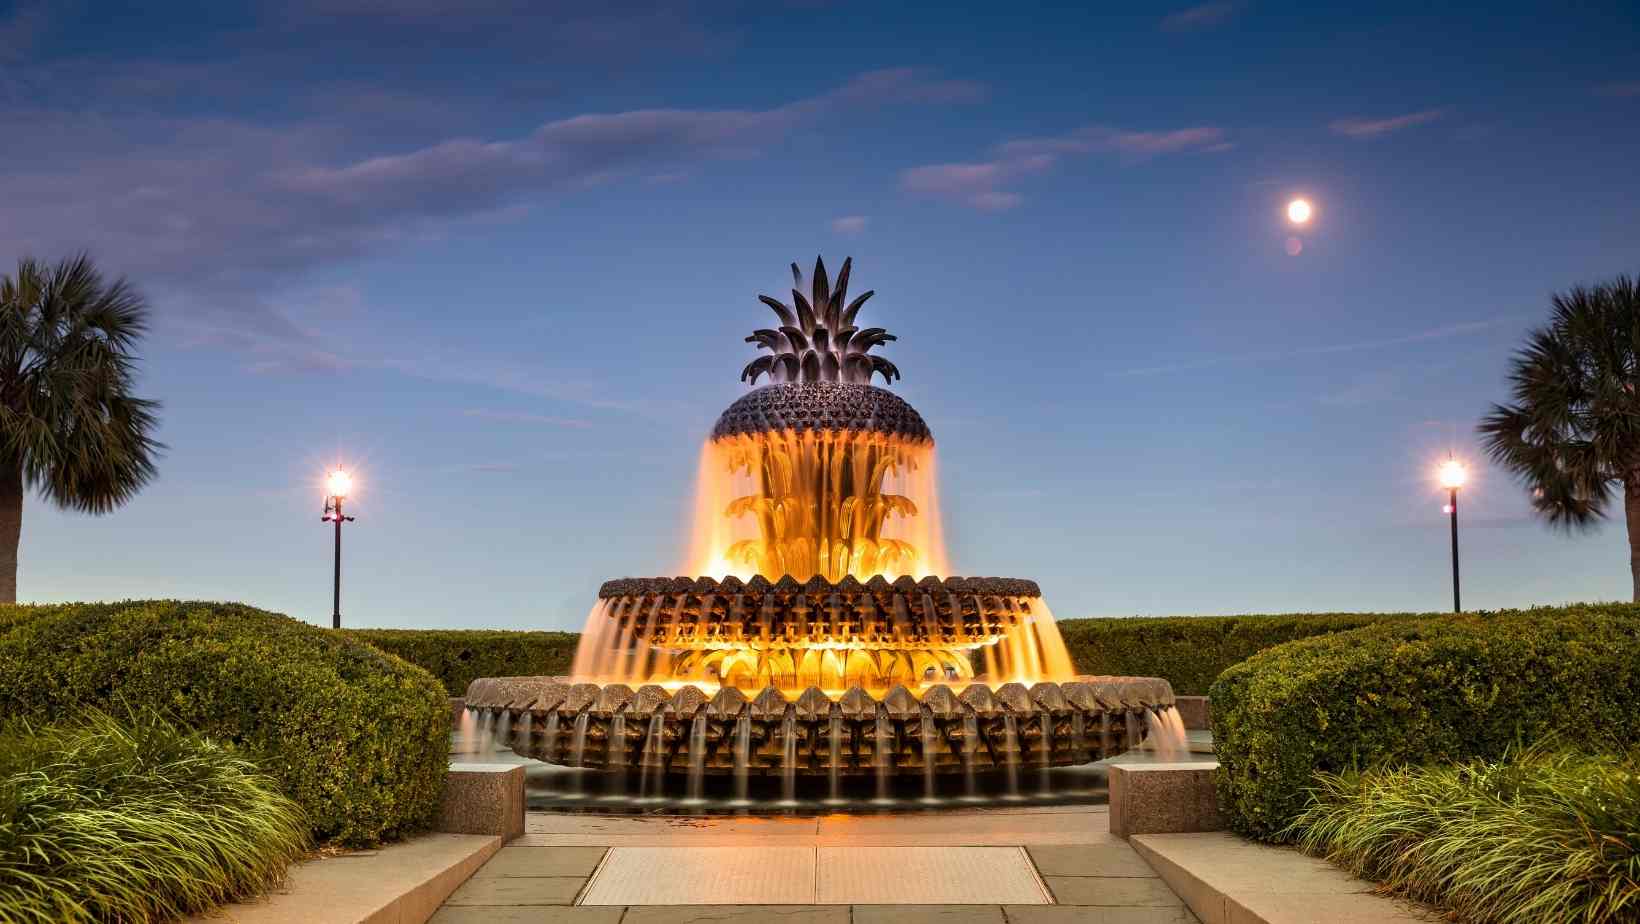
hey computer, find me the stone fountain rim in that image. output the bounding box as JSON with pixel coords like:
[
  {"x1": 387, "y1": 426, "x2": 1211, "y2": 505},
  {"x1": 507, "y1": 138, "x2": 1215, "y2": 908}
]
[
  {"x1": 597, "y1": 574, "x2": 1043, "y2": 598},
  {"x1": 462, "y1": 674, "x2": 1177, "y2": 715}
]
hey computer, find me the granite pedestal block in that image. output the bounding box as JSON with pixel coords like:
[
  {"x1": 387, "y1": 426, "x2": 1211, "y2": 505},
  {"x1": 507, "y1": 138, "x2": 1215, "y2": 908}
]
[
  {"x1": 1110, "y1": 761, "x2": 1222, "y2": 839},
  {"x1": 438, "y1": 763, "x2": 525, "y2": 840}
]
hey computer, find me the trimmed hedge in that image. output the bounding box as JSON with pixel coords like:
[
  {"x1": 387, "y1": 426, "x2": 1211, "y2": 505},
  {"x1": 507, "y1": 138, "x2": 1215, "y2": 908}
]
[
  {"x1": 1058, "y1": 612, "x2": 1427, "y2": 695},
  {"x1": 347, "y1": 628, "x2": 579, "y2": 696},
  {"x1": 0, "y1": 601, "x2": 449, "y2": 847},
  {"x1": 1211, "y1": 604, "x2": 1640, "y2": 841}
]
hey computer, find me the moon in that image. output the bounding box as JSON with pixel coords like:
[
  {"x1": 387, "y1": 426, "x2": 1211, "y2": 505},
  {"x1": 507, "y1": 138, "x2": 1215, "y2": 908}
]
[{"x1": 1286, "y1": 198, "x2": 1314, "y2": 225}]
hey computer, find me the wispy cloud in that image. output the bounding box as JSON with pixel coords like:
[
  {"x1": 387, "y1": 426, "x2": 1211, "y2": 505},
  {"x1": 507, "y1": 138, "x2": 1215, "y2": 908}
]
[
  {"x1": 1160, "y1": 2, "x2": 1240, "y2": 32},
  {"x1": 830, "y1": 215, "x2": 868, "y2": 235},
  {"x1": 1112, "y1": 317, "x2": 1515, "y2": 377},
  {"x1": 1329, "y1": 107, "x2": 1450, "y2": 139},
  {"x1": 902, "y1": 125, "x2": 1228, "y2": 210},
  {"x1": 463, "y1": 409, "x2": 593, "y2": 428},
  {"x1": 0, "y1": 67, "x2": 980, "y2": 359}
]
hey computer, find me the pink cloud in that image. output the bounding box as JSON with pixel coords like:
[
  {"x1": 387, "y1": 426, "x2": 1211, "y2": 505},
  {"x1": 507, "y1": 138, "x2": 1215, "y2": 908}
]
[
  {"x1": 1329, "y1": 108, "x2": 1450, "y2": 139},
  {"x1": 904, "y1": 124, "x2": 1228, "y2": 210}
]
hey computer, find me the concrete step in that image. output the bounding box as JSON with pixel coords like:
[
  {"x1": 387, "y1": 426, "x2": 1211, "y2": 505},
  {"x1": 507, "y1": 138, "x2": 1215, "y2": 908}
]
[{"x1": 1131, "y1": 832, "x2": 1438, "y2": 924}]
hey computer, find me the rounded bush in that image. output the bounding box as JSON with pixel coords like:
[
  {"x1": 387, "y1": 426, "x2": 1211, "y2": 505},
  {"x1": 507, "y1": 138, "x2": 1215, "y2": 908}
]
[
  {"x1": 347, "y1": 628, "x2": 578, "y2": 696},
  {"x1": 1210, "y1": 605, "x2": 1640, "y2": 841},
  {"x1": 0, "y1": 601, "x2": 449, "y2": 846}
]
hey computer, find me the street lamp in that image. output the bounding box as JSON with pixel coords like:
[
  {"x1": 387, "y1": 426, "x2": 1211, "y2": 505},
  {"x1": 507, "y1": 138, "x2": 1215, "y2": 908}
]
[
  {"x1": 321, "y1": 468, "x2": 356, "y2": 629},
  {"x1": 1438, "y1": 459, "x2": 1466, "y2": 613}
]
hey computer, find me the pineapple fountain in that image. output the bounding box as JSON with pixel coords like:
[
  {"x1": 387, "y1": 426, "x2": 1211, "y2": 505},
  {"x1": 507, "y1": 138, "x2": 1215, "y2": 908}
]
[{"x1": 463, "y1": 258, "x2": 1181, "y2": 805}]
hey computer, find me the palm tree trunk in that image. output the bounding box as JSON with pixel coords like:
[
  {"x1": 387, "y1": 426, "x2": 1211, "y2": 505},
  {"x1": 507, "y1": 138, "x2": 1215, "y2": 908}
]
[
  {"x1": 0, "y1": 460, "x2": 20, "y2": 604},
  {"x1": 1628, "y1": 478, "x2": 1640, "y2": 603}
]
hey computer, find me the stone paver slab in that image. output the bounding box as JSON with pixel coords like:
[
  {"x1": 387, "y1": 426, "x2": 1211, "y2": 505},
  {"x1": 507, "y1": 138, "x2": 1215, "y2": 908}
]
[
  {"x1": 1027, "y1": 844, "x2": 1158, "y2": 878},
  {"x1": 621, "y1": 907, "x2": 848, "y2": 924},
  {"x1": 579, "y1": 846, "x2": 815, "y2": 905},
  {"x1": 444, "y1": 876, "x2": 587, "y2": 906},
  {"x1": 473, "y1": 846, "x2": 608, "y2": 878},
  {"x1": 431, "y1": 907, "x2": 625, "y2": 923},
  {"x1": 817, "y1": 846, "x2": 1048, "y2": 904},
  {"x1": 851, "y1": 905, "x2": 1005, "y2": 924},
  {"x1": 1005, "y1": 907, "x2": 1201, "y2": 923},
  {"x1": 1045, "y1": 876, "x2": 1184, "y2": 907},
  {"x1": 815, "y1": 810, "x2": 1108, "y2": 840}
]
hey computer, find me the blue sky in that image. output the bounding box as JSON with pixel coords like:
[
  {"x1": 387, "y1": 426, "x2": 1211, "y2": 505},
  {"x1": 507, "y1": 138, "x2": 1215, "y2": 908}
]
[{"x1": 4, "y1": 0, "x2": 1639, "y2": 629}]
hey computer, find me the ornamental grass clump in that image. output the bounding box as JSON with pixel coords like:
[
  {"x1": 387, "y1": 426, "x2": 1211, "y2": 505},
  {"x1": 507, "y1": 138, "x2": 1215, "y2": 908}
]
[
  {"x1": 1292, "y1": 747, "x2": 1640, "y2": 924},
  {"x1": 0, "y1": 712, "x2": 308, "y2": 924}
]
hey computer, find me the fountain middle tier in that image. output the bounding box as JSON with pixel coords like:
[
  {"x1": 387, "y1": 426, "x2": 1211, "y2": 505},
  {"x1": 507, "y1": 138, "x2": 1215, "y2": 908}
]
[
  {"x1": 464, "y1": 675, "x2": 1178, "y2": 777},
  {"x1": 571, "y1": 574, "x2": 1076, "y2": 695}
]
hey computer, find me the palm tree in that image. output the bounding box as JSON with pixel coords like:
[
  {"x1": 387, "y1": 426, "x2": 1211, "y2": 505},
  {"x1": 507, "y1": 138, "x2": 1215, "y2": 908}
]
[
  {"x1": 1479, "y1": 273, "x2": 1640, "y2": 600},
  {"x1": 0, "y1": 255, "x2": 162, "y2": 603}
]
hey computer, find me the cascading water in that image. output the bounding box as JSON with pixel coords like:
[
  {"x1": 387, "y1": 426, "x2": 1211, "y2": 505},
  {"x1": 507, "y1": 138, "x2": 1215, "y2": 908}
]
[
  {"x1": 780, "y1": 713, "x2": 797, "y2": 805},
  {"x1": 874, "y1": 711, "x2": 893, "y2": 803},
  {"x1": 686, "y1": 712, "x2": 708, "y2": 803},
  {"x1": 732, "y1": 714, "x2": 752, "y2": 804},
  {"x1": 457, "y1": 707, "x2": 479, "y2": 755},
  {"x1": 962, "y1": 713, "x2": 979, "y2": 800},
  {"x1": 920, "y1": 708, "x2": 938, "y2": 802},
  {"x1": 1038, "y1": 712, "x2": 1054, "y2": 794},
  {"x1": 569, "y1": 713, "x2": 590, "y2": 797},
  {"x1": 542, "y1": 712, "x2": 560, "y2": 762},
  {"x1": 608, "y1": 713, "x2": 627, "y2": 796},
  {"x1": 640, "y1": 713, "x2": 665, "y2": 801},
  {"x1": 495, "y1": 710, "x2": 512, "y2": 757},
  {"x1": 1147, "y1": 706, "x2": 1190, "y2": 761},
  {"x1": 1002, "y1": 714, "x2": 1021, "y2": 799},
  {"x1": 828, "y1": 713, "x2": 842, "y2": 803}
]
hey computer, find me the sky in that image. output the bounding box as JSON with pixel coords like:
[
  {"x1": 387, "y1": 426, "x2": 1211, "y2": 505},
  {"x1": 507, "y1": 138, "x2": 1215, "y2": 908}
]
[{"x1": 3, "y1": 0, "x2": 1639, "y2": 630}]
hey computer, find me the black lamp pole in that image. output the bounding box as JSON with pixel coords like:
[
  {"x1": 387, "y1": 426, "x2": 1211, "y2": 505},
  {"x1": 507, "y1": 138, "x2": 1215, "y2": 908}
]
[
  {"x1": 1448, "y1": 486, "x2": 1461, "y2": 613},
  {"x1": 323, "y1": 493, "x2": 355, "y2": 628}
]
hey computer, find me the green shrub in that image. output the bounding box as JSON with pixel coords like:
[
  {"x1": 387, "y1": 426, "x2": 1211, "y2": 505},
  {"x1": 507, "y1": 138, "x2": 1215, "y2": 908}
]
[
  {"x1": 1211, "y1": 604, "x2": 1640, "y2": 840},
  {"x1": 1057, "y1": 611, "x2": 1426, "y2": 694},
  {"x1": 347, "y1": 628, "x2": 578, "y2": 696},
  {"x1": 0, "y1": 711, "x2": 309, "y2": 924},
  {"x1": 0, "y1": 601, "x2": 449, "y2": 846},
  {"x1": 1292, "y1": 747, "x2": 1640, "y2": 924}
]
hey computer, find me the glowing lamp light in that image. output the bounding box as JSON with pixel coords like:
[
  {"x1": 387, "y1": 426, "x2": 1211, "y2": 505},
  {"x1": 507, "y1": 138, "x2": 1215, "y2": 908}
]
[
  {"x1": 1438, "y1": 459, "x2": 1467, "y2": 490},
  {"x1": 1286, "y1": 198, "x2": 1313, "y2": 225},
  {"x1": 326, "y1": 469, "x2": 352, "y2": 499},
  {"x1": 1442, "y1": 503, "x2": 1454, "y2": 514}
]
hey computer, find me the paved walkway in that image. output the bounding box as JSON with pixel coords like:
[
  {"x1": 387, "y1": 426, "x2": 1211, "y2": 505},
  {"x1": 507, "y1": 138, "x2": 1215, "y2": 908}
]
[{"x1": 432, "y1": 806, "x2": 1199, "y2": 923}]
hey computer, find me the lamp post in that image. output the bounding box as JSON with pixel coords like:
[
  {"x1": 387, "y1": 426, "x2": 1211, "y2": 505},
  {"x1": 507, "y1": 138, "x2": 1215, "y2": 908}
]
[
  {"x1": 321, "y1": 469, "x2": 355, "y2": 629},
  {"x1": 1439, "y1": 459, "x2": 1466, "y2": 613}
]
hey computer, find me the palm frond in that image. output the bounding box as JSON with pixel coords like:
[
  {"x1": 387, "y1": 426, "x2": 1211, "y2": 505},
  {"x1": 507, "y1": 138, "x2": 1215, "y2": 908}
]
[
  {"x1": 0, "y1": 254, "x2": 164, "y2": 515},
  {"x1": 1479, "y1": 273, "x2": 1640, "y2": 533}
]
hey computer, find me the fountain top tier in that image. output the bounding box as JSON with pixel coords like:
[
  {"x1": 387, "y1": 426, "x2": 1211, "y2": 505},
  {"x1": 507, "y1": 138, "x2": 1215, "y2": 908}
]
[{"x1": 712, "y1": 383, "x2": 931, "y2": 443}]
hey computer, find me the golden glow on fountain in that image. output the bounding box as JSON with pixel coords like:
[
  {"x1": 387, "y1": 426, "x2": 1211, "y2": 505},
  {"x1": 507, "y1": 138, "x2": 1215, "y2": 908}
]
[
  {"x1": 686, "y1": 429, "x2": 948, "y2": 582},
  {"x1": 570, "y1": 255, "x2": 1071, "y2": 697}
]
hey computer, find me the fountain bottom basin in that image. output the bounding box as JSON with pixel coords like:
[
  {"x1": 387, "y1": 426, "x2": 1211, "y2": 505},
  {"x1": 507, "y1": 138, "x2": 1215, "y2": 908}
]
[{"x1": 461, "y1": 674, "x2": 1180, "y2": 783}]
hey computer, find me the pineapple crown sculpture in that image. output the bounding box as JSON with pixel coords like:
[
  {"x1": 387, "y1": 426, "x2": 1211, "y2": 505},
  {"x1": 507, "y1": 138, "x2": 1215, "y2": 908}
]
[{"x1": 741, "y1": 256, "x2": 900, "y2": 386}]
